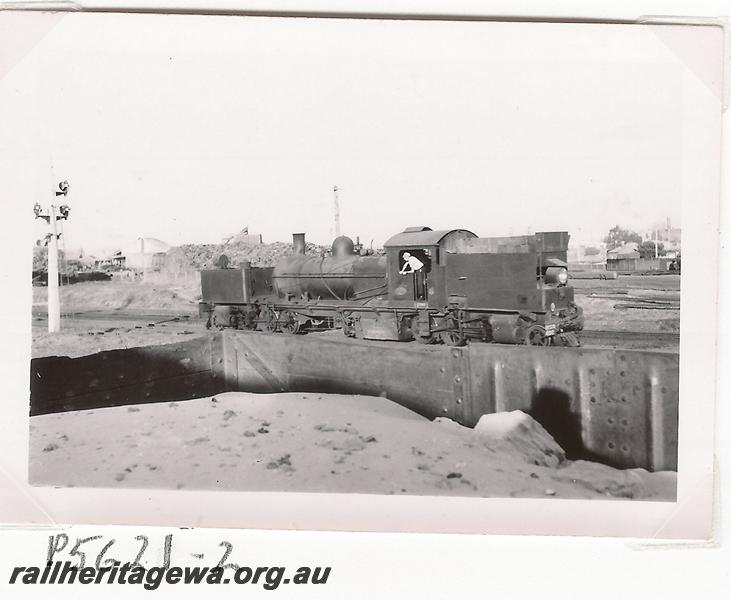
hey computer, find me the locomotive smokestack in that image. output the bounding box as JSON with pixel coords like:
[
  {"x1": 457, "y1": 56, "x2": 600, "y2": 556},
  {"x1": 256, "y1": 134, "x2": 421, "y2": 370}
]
[{"x1": 293, "y1": 233, "x2": 306, "y2": 255}]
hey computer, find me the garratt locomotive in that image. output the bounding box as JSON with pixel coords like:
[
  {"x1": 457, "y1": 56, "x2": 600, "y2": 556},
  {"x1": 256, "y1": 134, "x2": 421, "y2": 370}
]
[{"x1": 199, "y1": 227, "x2": 583, "y2": 346}]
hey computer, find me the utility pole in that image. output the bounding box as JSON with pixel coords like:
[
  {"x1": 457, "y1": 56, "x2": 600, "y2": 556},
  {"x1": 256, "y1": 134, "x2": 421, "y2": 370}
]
[
  {"x1": 34, "y1": 180, "x2": 70, "y2": 333},
  {"x1": 654, "y1": 228, "x2": 659, "y2": 259},
  {"x1": 333, "y1": 185, "x2": 341, "y2": 238}
]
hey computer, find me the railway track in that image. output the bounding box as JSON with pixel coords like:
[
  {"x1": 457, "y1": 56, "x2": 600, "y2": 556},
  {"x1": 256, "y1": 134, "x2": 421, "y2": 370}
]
[
  {"x1": 575, "y1": 289, "x2": 680, "y2": 298},
  {"x1": 36, "y1": 310, "x2": 679, "y2": 350},
  {"x1": 580, "y1": 329, "x2": 679, "y2": 348},
  {"x1": 34, "y1": 310, "x2": 196, "y2": 324}
]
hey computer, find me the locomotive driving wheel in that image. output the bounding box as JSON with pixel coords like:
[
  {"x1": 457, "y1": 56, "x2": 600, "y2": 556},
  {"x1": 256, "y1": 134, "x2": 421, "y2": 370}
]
[
  {"x1": 209, "y1": 308, "x2": 232, "y2": 330},
  {"x1": 340, "y1": 312, "x2": 358, "y2": 337},
  {"x1": 438, "y1": 315, "x2": 466, "y2": 347},
  {"x1": 242, "y1": 308, "x2": 259, "y2": 330},
  {"x1": 263, "y1": 308, "x2": 279, "y2": 332},
  {"x1": 211, "y1": 315, "x2": 228, "y2": 330},
  {"x1": 280, "y1": 310, "x2": 301, "y2": 335},
  {"x1": 525, "y1": 325, "x2": 551, "y2": 346}
]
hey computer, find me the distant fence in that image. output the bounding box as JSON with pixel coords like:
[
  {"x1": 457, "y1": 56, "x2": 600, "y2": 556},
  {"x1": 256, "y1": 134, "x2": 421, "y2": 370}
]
[
  {"x1": 143, "y1": 269, "x2": 199, "y2": 286},
  {"x1": 606, "y1": 257, "x2": 677, "y2": 272},
  {"x1": 569, "y1": 262, "x2": 607, "y2": 272}
]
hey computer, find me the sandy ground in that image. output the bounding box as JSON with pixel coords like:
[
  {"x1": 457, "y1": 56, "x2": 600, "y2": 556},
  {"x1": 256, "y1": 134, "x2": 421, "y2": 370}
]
[
  {"x1": 31, "y1": 315, "x2": 205, "y2": 358},
  {"x1": 572, "y1": 277, "x2": 680, "y2": 333},
  {"x1": 29, "y1": 392, "x2": 675, "y2": 500}
]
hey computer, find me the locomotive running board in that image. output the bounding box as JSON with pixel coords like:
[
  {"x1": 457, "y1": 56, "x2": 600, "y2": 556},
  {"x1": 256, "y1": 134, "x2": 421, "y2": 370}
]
[{"x1": 29, "y1": 330, "x2": 678, "y2": 471}]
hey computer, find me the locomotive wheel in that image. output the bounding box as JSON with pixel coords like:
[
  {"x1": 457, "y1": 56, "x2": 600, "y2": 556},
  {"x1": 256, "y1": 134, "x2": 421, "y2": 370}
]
[
  {"x1": 263, "y1": 309, "x2": 279, "y2": 332},
  {"x1": 280, "y1": 311, "x2": 301, "y2": 335},
  {"x1": 525, "y1": 325, "x2": 551, "y2": 346},
  {"x1": 340, "y1": 312, "x2": 357, "y2": 337},
  {"x1": 240, "y1": 308, "x2": 258, "y2": 330},
  {"x1": 343, "y1": 321, "x2": 357, "y2": 337},
  {"x1": 210, "y1": 314, "x2": 230, "y2": 330},
  {"x1": 438, "y1": 316, "x2": 466, "y2": 347}
]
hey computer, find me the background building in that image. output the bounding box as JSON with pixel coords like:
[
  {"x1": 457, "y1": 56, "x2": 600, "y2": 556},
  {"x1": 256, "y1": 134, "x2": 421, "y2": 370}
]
[{"x1": 643, "y1": 218, "x2": 682, "y2": 258}]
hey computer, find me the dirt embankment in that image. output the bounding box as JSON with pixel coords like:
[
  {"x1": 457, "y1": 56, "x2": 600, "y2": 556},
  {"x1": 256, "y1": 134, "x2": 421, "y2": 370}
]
[{"x1": 33, "y1": 281, "x2": 199, "y2": 314}]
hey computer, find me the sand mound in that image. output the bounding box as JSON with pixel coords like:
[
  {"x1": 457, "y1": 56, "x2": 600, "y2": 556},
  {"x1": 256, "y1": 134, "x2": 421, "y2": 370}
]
[
  {"x1": 435, "y1": 411, "x2": 565, "y2": 468},
  {"x1": 549, "y1": 461, "x2": 676, "y2": 499},
  {"x1": 29, "y1": 392, "x2": 675, "y2": 500}
]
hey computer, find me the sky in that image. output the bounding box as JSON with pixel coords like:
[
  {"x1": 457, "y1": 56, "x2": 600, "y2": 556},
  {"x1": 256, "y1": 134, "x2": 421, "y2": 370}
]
[{"x1": 0, "y1": 13, "x2": 723, "y2": 255}]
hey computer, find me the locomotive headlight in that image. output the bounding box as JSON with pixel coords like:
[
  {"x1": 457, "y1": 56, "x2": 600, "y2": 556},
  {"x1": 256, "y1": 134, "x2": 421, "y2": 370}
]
[{"x1": 544, "y1": 267, "x2": 569, "y2": 286}]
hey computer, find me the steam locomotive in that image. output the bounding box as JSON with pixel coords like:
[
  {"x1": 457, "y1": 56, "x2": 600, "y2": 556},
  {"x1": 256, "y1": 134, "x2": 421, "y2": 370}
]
[{"x1": 199, "y1": 227, "x2": 584, "y2": 346}]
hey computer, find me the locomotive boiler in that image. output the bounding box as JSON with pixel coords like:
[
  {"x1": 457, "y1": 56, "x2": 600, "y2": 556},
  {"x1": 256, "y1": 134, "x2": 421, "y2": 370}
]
[
  {"x1": 272, "y1": 233, "x2": 388, "y2": 303},
  {"x1": 199, "y1": 226, "x2": 584, "y2": 346}
]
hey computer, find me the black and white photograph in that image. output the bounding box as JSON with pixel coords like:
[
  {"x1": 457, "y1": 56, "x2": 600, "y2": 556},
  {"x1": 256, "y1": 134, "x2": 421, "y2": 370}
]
[{"x1": 0, "y1": 9, "x2": 724, "y2": 538}]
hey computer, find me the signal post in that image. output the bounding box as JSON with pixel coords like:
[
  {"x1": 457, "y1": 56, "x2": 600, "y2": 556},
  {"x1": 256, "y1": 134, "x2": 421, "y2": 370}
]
[{"x1": 34, "y1": 181, "x2": 70, "y2": 333}]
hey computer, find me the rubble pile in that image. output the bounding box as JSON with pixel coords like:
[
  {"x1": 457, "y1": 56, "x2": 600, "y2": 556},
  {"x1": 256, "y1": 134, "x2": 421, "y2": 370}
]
[{"x1": 165, "y1": 240, "x2": 328, "y2": 272}]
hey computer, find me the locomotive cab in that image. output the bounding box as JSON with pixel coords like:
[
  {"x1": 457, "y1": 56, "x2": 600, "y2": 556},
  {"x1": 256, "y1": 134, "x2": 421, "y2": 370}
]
[{"x1": 383, "y1": 227, "x2": 477, "y2": 308}]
